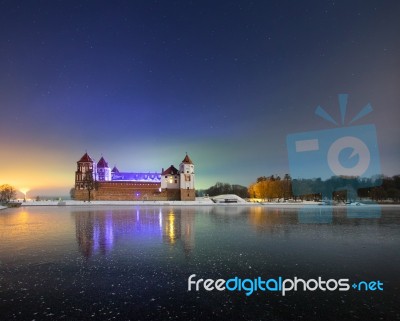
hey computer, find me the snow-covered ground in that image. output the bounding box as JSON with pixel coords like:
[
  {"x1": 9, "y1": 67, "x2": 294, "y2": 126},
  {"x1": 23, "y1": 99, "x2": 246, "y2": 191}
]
[
  {"x1": 5, "y1": 198, "x2": 399, "y2": 209},
  {"x1": 211, "y1": 194, "x2": 247, "y2": 203},
  {"x1": 17, "y1": 198, "x2": 216, "y2": 207}
]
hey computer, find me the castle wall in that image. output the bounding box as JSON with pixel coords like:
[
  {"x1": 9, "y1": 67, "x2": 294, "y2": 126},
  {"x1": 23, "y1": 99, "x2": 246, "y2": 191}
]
[
  {"x1": 164, "y1": 189, "x2": 182, "y2": 201},
  {"x1": 75, "y1": 182, "x2": 160, "y2": 201},
  {"x1": 74, "y1": 181, "x2": 184, "y2": 201},
  {"x1": 180, "y1": 189, "x2": 196, "y2": 201}
]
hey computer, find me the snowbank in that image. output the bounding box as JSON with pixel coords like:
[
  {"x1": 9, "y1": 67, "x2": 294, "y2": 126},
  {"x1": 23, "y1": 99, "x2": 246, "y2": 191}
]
[
  {"x1": 12, "y1": 199, "x2": 399, "y2": 209},
  {"x1": 211, "y1": 194, "x2": 247, "y2": 203},
  {"x1": 18, "y1": 198, "x2": 215, "y2": 207}
]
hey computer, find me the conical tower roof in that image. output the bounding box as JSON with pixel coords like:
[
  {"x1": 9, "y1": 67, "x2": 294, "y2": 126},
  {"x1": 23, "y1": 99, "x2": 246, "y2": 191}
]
[
  {"x1": 181, "y1": 153, "x2": 193, "y2": 164},
  {"x1": 97, "y1": 157, "x2": 109, "y2": 168},
  {"x1": 78, "y1": 152, "x2": 94, "y2": 163}
]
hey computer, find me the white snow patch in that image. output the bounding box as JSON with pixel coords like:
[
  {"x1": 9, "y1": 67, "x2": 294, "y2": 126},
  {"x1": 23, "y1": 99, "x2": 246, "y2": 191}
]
[{"x1": 212, "y1": 194, "x2": 247, "y2": 203}]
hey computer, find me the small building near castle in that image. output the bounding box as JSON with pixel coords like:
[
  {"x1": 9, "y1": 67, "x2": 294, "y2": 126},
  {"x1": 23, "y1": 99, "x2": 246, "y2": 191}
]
[{"x1": 74, "y1": 152, "x2": 195, "y2": 201}]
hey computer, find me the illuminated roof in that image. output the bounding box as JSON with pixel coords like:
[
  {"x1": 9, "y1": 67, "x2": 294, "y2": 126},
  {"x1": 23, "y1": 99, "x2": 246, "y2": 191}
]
[
  {"x1": 162, "y1": 165, "x2": 179, "y2": 175},
  {"x1": 97, "y1": 157, "x2": 109, "y2": 168},
  {"x1": 78, "y1": 152, "x2": 94, "y2": 163},
  {"x1": 112, "y1": 172, "x2": 161, "y2": 182},
  {"x1": 181, "y1": 154, "x2": 193, "y2": 164}
]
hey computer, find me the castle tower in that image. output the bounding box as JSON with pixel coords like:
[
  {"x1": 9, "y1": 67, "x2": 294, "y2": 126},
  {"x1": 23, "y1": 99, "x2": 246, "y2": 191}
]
[
  {"x1": 179, "y1": 154, "x2": 195, "y2": 201},
  {"x1": 111, "y1": 166, "x2": 119, "y2": 180},
  {"x1": 161, "y1": 165, "x2": 180, "y2": 189},
  {"x1": 75, "y1": 152, "x2": 97, "y2": 190},
  {"x1": 97, "y1": 157, "x2": 111, "y2": 181}
]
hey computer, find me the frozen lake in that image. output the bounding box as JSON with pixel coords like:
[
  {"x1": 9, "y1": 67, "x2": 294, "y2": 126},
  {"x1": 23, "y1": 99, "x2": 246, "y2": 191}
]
[{"x1": 0, "y1": 205, "x2": 399, "y2": 320}]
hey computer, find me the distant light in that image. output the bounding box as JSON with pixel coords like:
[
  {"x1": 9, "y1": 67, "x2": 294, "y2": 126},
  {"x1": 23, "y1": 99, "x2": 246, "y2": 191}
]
[{"x1": 20, "y1": 188, "x2": 30, "y2": 195}]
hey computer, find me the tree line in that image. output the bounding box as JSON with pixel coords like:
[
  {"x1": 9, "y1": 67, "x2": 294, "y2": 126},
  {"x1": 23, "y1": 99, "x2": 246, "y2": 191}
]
[
  {"x1": 248, "y1": 175, "x2": 292, "y2": 201},
  {"x1": 361, "y1": 175, "x2": 400, "y2": 201},
  {"x1": 197, "y1": 182, "x2": 249, "y2": 198},
  {"x1": 247, "y1": 174, "x2": 400, "y2": 202}
]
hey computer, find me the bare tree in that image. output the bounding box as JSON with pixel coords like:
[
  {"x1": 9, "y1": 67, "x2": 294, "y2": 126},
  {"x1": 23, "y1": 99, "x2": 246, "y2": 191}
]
[
  {"x1": 283, "y1": 174, "x2": 292, "y2": 200},
  {"x1": 0, "y1": 184, "x2": 17, "y2": 203},
  {"x1": 83, "y1": 170, "x2": 97, "y2": 202},
  {"x1": 70, "y1": 187, "x2": 76, "y2": 200}
]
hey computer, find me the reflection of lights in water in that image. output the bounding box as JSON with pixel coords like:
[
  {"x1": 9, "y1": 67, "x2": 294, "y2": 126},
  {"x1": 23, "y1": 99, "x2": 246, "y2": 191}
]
[
  {"x1": 93, "y1": 224, "x2": 100, "y2": 252},
  {"x1": 105, "y1": 214, "x2": 114, "y2": 249},
  {"x1": 18, "y1": 210, "x2": 29, "y2": 223},
  {"x1": 0, "y1": 210, "x2": 31, "y2": 238},
  {"x1": 90, "y1": 214, "x2": 114, "y2": 255},
  {"x1": 168, "y1": 210, "x2": 175, "y2": 244},
  {"x1": 159, "y1": 210, "x2": 162, "y2": 229}
]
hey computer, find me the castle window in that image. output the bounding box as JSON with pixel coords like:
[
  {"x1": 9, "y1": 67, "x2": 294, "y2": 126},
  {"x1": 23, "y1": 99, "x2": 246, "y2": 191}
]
[
  {"x1": 174, "y1": 180, "x2": 177, "y2": 183},
  {"x1": 165, "y1": 176, "x2": 168, "y2": 178}
]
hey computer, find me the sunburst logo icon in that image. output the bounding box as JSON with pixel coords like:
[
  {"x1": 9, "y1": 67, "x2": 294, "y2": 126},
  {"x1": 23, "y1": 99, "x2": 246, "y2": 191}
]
[
  {"x1": 314, "y1": 94, "x2": 374, "y2": 177},
  {"x1": 286, "y1": 94, "x2": 381, "y2": 197}
]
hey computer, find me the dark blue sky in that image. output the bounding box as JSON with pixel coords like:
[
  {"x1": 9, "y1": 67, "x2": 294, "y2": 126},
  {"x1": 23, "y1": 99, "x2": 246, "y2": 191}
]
[{"x1": 0, "y1": 1, "x2": 399, "y2": 194}]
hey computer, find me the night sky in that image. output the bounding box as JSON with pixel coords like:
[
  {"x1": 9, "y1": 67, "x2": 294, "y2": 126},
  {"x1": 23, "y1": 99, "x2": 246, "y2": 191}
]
[{"x1": 0, "y1": 1, "x2": 399, "y2": 196}]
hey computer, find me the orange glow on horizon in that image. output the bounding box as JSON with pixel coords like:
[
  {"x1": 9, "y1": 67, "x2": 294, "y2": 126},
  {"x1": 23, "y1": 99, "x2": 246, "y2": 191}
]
[{"x1": 0, "y1": 145, "x2": 75, "y2": 194}]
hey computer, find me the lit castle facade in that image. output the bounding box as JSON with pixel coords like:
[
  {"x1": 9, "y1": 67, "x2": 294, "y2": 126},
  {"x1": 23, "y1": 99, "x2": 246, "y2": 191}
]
[{"x1": 74, "y1": 152, "x2": 195, "y2": 201}]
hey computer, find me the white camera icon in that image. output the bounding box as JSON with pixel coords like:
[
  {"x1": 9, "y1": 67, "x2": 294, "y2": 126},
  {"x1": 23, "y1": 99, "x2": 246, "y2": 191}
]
[
  {"x1": 327, "y1": 136, "x2": 370, "y2": 177},
  {"x1": 287, "y1": 124, "x2": 381, "y2": 193}
]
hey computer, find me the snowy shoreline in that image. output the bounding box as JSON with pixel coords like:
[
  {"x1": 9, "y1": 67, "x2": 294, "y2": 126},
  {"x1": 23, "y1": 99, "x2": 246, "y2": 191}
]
[{"x1": 6, "y1": 199, "x2": 399, "y2": 209}]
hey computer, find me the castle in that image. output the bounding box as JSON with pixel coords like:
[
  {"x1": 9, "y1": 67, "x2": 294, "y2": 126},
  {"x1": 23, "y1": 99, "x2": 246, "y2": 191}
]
[{"x1": 74, "y1": 152, "x2": 195, "y2": 201}]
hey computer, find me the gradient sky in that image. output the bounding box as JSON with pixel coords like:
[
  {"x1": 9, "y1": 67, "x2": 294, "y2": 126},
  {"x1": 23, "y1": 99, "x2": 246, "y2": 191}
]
[{"x1": 0, "y1": 1, "x2": 399, "y2": 196}]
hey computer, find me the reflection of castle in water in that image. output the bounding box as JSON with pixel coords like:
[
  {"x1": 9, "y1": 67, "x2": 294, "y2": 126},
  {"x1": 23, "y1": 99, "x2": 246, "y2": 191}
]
[{"x1": 72, "y1": 207, "x2": 195, "y2": 257}]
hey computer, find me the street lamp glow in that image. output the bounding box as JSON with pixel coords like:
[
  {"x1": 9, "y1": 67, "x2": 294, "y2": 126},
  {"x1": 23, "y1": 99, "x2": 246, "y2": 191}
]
[{"x1": 19, "y1": 188, "x2": 30, "y2": 201}]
